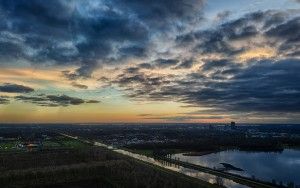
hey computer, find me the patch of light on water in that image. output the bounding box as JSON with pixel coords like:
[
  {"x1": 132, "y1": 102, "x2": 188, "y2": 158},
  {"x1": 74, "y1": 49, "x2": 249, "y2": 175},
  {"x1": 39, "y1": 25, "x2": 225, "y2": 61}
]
[
  {"x1": 73, "y1": 138, "x2": 247, "y2": 188},
  {"x1": 112, "y1": 149, "x2": 247, "y2": 188}
]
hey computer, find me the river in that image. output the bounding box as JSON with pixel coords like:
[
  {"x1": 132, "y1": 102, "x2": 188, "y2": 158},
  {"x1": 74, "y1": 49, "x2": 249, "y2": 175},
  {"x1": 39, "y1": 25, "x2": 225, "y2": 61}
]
[
  {"x1": 62, "y1": 134, "x2": 248, "y2": 187},
  {"x1": 172, "y1": 149, "x2": 300, "y2": 187},
  {"x1": 94, "y1": 141, "x2": 248, "y2": 188}
]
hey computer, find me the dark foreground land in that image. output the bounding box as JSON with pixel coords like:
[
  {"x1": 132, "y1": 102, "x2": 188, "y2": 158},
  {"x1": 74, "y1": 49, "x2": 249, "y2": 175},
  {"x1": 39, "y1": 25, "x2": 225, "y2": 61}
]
[
  {"x1": 0, "y1": 130, "x2": 219, "y2": 188},
  {"x1": 1, "y1": 124, "x2": 300, "y2": 188},
  {"x1": 0, "y1": 148, "x2": 215, "y2": 188}
]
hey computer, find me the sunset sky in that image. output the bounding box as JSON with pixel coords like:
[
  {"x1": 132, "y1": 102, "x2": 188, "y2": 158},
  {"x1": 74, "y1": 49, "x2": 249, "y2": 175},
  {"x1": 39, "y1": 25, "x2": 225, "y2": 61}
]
[{"x1": 0, "y1": 0, "x2": 299, "y2": 123}]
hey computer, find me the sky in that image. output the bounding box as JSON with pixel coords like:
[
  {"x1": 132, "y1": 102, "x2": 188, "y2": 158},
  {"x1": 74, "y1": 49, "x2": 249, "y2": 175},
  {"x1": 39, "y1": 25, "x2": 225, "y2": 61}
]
[{"x1": 0, "y1": 0, "x2": 300, "y2": 123}]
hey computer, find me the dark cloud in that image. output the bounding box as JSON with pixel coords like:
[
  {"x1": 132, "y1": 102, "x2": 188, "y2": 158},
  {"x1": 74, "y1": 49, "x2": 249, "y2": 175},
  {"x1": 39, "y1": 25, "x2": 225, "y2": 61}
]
[
  {"x1": 176, "y1": 12, "x2": 263, "y2": 54},
  {"x1": 0, "y1": 83, "x2": 34, "y2": 93},
  {"x1": 183, "y1": 59, "x2": 300, "y2": 113},
  {"x1": 110, "y1": 69, "x2": 173, "y2": 99},
  {"x1": 0, "y1": 0, "x2": 149, "y2": 78},
  {"x1": 266, "y1": 17, "x2": 300, "y2": 56},
  {"x1": 47, "y1": 95, "x2": 84, "y2": 105},
  {"x1": 266, "y1": 17, "x2": 300, "y2": 42},
  {"x1": 176, "y1": 10, "x2": 298, "y2": 57},
  {"x1": 0, "y1": 96, "x2": 9, "y2": 104},
  {"x1": 62, "y1": 71, "x2": 79, "y2": 81},
  {"x1": 126, "y1": 59, "x2": 181, "y2": 71},
  {"x1": 0, "y1": 0, "x2": 204, "y2": 78},
  {"x1": 201, "y1": 59, "x2": 229, "y2": 71},
  {"x1": 116, "y1": 73, "x2": 164, "y2": 88},
  {"x1": 86, "y1": 100, "x2": 100, "y2": 104},
  {"x1": 98, "y1": 76, "x2": 110, "y2": 82},
  {"x1": 215, "y1": 10, "x2": 231, "y2": 22},
  {"x1": 138, "y1": 63, "x2": 154, "y2": 69},
  {"x1": 71, "y1": 82, "x2": 88, "y2": 89},
  {"x1": 61, "y1": 62, "x2": 99, "y2": 80},
  {"x1": 263, "y1": 12, "x2": 288, "y2": 29},
  {"x1": 193, "y1": 29, "x2": 244, "y2": 55},
  {"x1": 174, "y1": 59, "x2": 194, "y2": 69},
  {"x1": 1, "y1": 1, "x2": 299, "y2": 121},
  {"x1": 154, "y1": 58, "x2": 179, "y2": 68},
  {"x1": 115, "y1": 0, "x2": 205, "y2": 30},
  {"x1": 125, "y1": 67, "x2": 140, "y2": 74},
  {"x1": 111, "y1": 59, "x2": 300, "y2": 114},
  {"x1": 15, "y1": 94, "x2": 100, "y2": 107},
  {"x1": 119, "y1": 45, "x2": 147, "y2": 58}
]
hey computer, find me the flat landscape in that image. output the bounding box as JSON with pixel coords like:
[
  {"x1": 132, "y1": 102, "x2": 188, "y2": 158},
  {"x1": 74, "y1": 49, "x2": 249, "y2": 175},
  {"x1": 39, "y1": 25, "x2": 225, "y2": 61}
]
[
  {"x1": 0, "y1": 126, "x2": 221, "y2": 188},
  {"x1": 0, "y1": 0, "x2": 299, "y2": 187},
  {"x1": 1, "y1": 124, "x2": 300, "y2": 188}
]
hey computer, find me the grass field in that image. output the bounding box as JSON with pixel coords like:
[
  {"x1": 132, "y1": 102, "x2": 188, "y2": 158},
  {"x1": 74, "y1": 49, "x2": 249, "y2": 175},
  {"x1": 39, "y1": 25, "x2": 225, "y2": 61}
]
[
  {"x1": 60, "y1": 139, "x2": 88, "y2": 148},
  {"x1": 43, "y1": 136, "x2": 89, "y2": 149},
  {"x1": 43, "y1": 140, "x2": 61, "y2": 148},
  {"x1": 0, "y1": 141, "x2": 18, "y2": 151},
  {"x1": 0, "y1": 136, "x2": 88, "y2": 152},
  {"x1": 0, "y1": 145, "x2": 220, "y2": 188}
]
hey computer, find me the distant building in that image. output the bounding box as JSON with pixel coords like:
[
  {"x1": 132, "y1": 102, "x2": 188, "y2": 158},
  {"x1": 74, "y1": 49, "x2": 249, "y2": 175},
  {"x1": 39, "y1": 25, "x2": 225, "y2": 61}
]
[{"x1": 230, "y1": 122, "x2": 236, "y2": 130}]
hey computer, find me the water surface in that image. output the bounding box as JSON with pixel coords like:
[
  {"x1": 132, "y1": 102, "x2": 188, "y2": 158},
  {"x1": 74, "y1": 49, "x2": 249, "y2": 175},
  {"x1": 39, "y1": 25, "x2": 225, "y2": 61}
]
[
  {"x1": 172, "y1": 149, "x2": 300, "y2": 186},
  {"x1": 94, "y1": 140, "x2": 247, "y2": 188}
]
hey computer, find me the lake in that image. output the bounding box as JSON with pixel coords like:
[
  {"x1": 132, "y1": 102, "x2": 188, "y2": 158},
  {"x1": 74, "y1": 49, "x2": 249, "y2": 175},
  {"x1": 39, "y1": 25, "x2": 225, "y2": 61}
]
[
  {"x1": 113, "y1": 148, "x2": 247, "y2": 188},
  {"x1": 93, "y1": 140, "x2": 247, "y2": 188},
  {"x1": 172, "y1": 149, "x2": 300, "y2": 186}
]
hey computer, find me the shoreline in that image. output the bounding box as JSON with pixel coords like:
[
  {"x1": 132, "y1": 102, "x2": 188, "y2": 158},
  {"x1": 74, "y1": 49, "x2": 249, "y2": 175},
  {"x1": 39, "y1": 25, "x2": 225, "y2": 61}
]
[{"x1": 182, "y1": 150, "x2": 217, "y2": 156}]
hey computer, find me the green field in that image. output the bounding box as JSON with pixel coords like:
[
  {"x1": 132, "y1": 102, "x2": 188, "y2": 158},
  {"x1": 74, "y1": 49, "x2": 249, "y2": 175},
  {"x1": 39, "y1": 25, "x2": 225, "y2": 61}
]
[
  {"x1": 0, "y1": 145, "x2": 220, "y2": 188},
  {"x1": 0, "y1": 141, "x2": 18, "y2": 151},
  {"x1": 43, "y1": 137, "x2": 89, "y2": 149},
  {"x1": 60, "y1": 139, "x2": 88, "y2": 148},
  {"x1": 43, "y1": 140, "x2": 61, "y2": 148},
  {"x1": 0, "y1": 136, "x2": 88, "y2": 152}
]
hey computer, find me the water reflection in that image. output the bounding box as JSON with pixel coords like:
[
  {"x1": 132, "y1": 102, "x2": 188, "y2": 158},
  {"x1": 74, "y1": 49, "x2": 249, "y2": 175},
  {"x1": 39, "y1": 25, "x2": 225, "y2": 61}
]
[
  {"x1": 44, "y1": 134, "x2": 243, "y2": 188},
  {"x1": 93, "y1": 141, "x2": 247, "y2": 187},
  {"x1": 172, "y1": 149, "x2": 300, "y2": 186},
  {"x1": 179, "y1": 168, "x2": 248, "y2": 188}
]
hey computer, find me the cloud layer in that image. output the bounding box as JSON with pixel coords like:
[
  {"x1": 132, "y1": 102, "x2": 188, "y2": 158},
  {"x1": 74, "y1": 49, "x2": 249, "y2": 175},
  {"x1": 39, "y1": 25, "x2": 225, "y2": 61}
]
[
  {"x1": 15, "y1": 94, "x2": 100, "y2": 107},
  {"x1": 103, "y1": 9, "x2": 300, "y2": 119},
  {"x1": 0, "y1": 0, "x2": 299, "y2": 122},
  {"x1": 0, "y1": 83, "x2": 34, "y2": 93},
  {"x1": 0, "y1": 96, "x2": 9, "y2": 104},
  {"x1": 0, "y1": 0, "x2": 204, "y2": 78}
]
